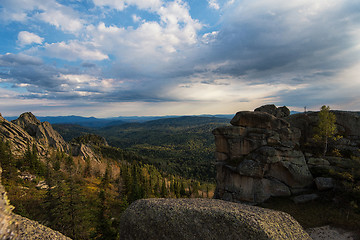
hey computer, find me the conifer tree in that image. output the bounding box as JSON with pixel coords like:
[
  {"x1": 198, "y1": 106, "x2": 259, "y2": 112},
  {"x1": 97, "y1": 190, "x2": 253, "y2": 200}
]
[
  {"x1": 180, "y1": 181, "x2": 186, "y2": 197},
  {"x1": 0, "y1": 140, "x2": 13, "y2": 178},
  {"x1": 83, "y1": 157, "x2": 92, "y2": 178},
  {"x1": 160, "y1": 179, "x2": 167, "y2": 198},
  {"x1": 94, "y1": 189, "x2": 116, "y2": 240}
]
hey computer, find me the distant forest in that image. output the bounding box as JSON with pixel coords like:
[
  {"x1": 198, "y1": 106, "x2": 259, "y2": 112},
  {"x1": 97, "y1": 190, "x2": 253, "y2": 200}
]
[{"x1": 53, "y1": 116, "x2": 231, "y2": 182}]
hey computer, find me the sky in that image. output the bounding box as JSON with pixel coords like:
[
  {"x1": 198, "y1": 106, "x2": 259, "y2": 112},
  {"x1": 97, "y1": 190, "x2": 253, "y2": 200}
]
[{"x1": 1, "y1": 0, "x2": 360, "y2": 117}]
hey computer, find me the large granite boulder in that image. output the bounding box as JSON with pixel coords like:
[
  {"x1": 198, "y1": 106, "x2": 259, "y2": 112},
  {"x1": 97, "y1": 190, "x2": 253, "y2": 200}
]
[
  {"x1": 119, "y1": 198, "x2": 311, "y2": 240},
  {"x1": 213, "y1": 106, "x2": 313, "y2": 203}
]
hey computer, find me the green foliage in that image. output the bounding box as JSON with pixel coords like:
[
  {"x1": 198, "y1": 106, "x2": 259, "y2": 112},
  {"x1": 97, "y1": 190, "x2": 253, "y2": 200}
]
[
  {"x1": 16, "y1": 143, "x2": 46, "y2": 175},
  {"x1": 0, "y1": 140, "x2": 16, "y2": 179},
  {"x1": 313, "y1": 105, "x2": 341, "y2": 156}
]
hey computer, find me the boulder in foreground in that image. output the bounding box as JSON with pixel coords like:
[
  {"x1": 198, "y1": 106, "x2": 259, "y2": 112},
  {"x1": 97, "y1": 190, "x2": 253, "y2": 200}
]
[{"x1": 118, "y1": 198, "x2": 311, "y2": 240}]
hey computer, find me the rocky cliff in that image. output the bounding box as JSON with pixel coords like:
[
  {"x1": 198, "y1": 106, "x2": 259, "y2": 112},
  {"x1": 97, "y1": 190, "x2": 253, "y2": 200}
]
[{"x1": 119, "y1": 198, "x2": 311, "y2": 240}]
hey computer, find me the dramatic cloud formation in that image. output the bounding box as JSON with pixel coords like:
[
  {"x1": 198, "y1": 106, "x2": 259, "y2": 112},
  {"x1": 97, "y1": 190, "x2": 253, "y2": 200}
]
[{"x1": 0, "y1": 0, "x2": 360, "y2": 117}]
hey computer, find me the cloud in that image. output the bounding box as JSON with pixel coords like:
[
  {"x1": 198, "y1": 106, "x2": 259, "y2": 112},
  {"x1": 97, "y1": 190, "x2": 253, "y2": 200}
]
[
  {"x1": 0, "y1": 53, "x2": 43, "y2": 66},
  {"x1": 93, "y1": 0, "x2": 162, "y2": 11},
  {"x1": 0, "y1": 0, "x2": 85, "y2": 34},
  {"x1": 191, "y1": 0, "x2": 360, "y2": 84},
  {"x1": 132, "y1": 14, "x2": 141, "y2": 23},
  {"x1": 208, "y1": 0, "x2": 220, "y2": 10},
  {"x1": 2, "y1": 0, "x2": 360, "y2": 115},
  {"x1": 86, "y1": 1, "x2": 202, "y2": 79},
  {"x1": 42, "y1": 41, "x2": 109, "y2": 61},
  {"x1": 17, "y1": 31, "x2": 44, "y2": 47},
  {"x1": 36, "y1": 8, "x2": 84, "y2": 33}
]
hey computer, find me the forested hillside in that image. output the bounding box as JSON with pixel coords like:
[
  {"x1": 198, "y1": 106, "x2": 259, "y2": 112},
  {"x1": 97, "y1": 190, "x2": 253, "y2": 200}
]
[
  {"x1": 0, "y1": 114, "x2": 216, "y2": 239},
  {"x1": 54, "y1": 116, "x2": 230, "y2": 182}
]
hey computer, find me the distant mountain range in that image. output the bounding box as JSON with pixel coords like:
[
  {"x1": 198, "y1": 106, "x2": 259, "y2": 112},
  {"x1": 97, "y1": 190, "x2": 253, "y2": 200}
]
[{"x1": 4, "y1": 114, "x2": 234, "y2": 128}]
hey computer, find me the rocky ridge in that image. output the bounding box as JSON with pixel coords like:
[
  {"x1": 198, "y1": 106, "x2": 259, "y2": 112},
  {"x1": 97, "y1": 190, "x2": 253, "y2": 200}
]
[{"x1": 0, "y1": 112, "x2": 103, "y2": 161}]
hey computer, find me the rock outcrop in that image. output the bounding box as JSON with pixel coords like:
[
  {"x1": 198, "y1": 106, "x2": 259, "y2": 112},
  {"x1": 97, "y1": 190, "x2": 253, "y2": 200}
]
[
  {"x1": 119, "y1": 198, "x2": 311, "y2": 240},
  {"x1": 0, "y1": 112, "x2": 69, "y2": 157},
  {"x1": 213, "y1": 107, "x2": 313, "y2": 203},
  {"x1": 0, "y1": 113, "x2": 36, "y2": 157},
  {"x1": 0, "y1": 166, "x2": 71, "y2": 240},
  {"x1": 71, "y1": 134, "x2": 108, "y2": 162},
  {"x1": 12, "y1": 112, "x2": 69, "y2": 154},
  {"x1": 213, "y1": 105, "x2": 360, "y2": 204}
]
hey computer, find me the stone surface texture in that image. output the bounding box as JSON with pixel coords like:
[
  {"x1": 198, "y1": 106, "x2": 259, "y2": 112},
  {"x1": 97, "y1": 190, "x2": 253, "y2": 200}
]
[{"x1": 119, "y1": 198, "x2": 311, "y2": 240}]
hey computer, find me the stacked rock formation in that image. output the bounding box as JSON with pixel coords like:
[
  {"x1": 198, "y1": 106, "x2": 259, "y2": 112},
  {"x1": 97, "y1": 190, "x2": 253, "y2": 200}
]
[
  {"x1": 119, "y1": 198, "x2": 311, "y2": 240},
  {"x1": 213, "y1": 105, "x2": 313, "y2": 203}
]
